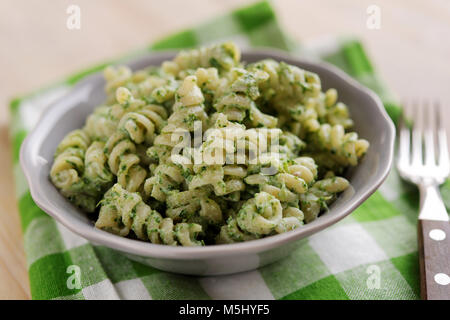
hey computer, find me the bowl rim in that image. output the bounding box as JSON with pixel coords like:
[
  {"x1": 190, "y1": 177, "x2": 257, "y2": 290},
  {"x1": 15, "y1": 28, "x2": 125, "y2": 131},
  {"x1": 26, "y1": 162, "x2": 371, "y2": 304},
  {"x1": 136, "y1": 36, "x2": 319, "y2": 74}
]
[{"x1": 20, "y1": 48, "x2": 395, "y2": 260}]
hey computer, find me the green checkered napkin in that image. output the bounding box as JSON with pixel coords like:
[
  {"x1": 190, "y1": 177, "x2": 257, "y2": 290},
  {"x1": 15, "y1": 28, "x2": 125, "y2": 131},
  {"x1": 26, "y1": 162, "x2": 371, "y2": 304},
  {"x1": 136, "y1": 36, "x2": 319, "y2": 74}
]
[{"x1": 10, "y1": 1, "x2": 450, "y2": 300}]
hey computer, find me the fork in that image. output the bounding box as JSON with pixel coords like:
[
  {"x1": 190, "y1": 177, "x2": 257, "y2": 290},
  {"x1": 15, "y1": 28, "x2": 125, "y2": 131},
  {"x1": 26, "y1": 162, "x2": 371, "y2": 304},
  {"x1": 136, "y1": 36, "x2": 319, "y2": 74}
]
[{"x1": 397, "y1": 101, "x2": 450, "y2": 300}]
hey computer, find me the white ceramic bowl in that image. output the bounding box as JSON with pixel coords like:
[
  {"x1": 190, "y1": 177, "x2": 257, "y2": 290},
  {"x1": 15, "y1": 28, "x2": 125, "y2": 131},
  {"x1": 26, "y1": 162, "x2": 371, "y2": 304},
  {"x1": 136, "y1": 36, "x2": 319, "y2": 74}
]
[{"x1": 20, "y1": 49, "x2": 395, "y2": 275}]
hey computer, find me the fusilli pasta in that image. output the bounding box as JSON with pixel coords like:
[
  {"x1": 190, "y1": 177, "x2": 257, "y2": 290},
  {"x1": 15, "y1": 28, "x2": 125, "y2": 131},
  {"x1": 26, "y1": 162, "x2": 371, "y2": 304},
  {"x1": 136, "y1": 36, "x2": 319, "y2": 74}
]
[{"x1": 50, "y1": 42, "x2": 369, "y2": 246}]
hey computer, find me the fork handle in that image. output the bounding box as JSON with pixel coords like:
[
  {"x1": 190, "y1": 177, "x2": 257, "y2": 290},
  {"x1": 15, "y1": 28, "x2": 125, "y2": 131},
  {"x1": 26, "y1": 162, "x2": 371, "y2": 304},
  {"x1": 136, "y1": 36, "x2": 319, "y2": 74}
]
[{"x1": 418, "y1": 219, "x2": 450, "y2": 299}]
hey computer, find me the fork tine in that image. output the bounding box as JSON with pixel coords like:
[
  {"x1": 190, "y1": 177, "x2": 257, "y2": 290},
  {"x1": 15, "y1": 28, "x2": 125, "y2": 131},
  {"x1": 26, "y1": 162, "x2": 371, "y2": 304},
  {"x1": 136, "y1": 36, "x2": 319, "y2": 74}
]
[
  {"x1": 424, "y1": 100, "x2": 436, "y2": 165},
  {"x1": 411, "y1": 101, "x2": 423, "y2": 166},
  {"x1": 436, "y1": 101, "x2": 450, "y2": 173},
  {"x1": 398, "y1": 110, "x2": 410, "y2": 168}
]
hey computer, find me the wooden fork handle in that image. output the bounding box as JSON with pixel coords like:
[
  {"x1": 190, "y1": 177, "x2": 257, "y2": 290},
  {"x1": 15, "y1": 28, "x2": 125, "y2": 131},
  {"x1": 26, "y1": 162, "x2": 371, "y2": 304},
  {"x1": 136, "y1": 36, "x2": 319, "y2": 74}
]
[{"x1": 418, "y1": 219, "x2": 450, "y2": 299}]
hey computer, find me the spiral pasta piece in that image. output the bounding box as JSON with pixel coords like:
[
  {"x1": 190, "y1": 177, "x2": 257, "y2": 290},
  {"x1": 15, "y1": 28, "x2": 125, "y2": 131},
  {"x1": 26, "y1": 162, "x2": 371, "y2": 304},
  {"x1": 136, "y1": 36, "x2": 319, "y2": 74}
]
[
  {"x1": 248, "y1": 59, "x2": 322, "y2": 107},
  {"x1": 165, "y1": 188, "x2": 222, "y2": 225},
  {"x1": 300, "y1": 176, "x2": 349, "y2": 223},
  {"x1": 102, "y1": 87, "x2": 168, "y2": 192},
  {"x1": 245, "y1": 157, "x2": 317, "y2": 203},
  {"x1": 103, "y1": 65, "x2": 179, "y2": 105},
  {"x1": 51, "y1": 129, "x2": 90, "y2": 189},
  {"x1": 96, "y1": 183, "x2": 203, "y2": 246},
  {"x1": 50, "y1": 129, "x2": 101, "y2": 211},
  {"x1": 282, "y1": 102, "x2": 321, "y2": 139},
  {"x1": 279, "y1": 88, "x2": 352, "y2": 139},
  {"x1": 103, "y1": 65, "x2": 133, "y2": 99},
  {"x1": 216, "y1": 217, "x2": 259, "y2": 244},
  {"x1": 163, "y1": 42, "x2": 241, "y2": 76},
  {"x1": 84, "y1": 86, "x2": 161, "y2": 141},
  {"x1": 174, "y1": 223, "x2": 204, "y2": 246},
  {"x1": 117, "y1": 101, "x2": 168, "y2": 145},
  {"x1": 84, "y1": 105, "x2": 122, "y2": 142},
  {"x1": 83, "y1": 141, "x2": 114, "y2": 195},
  {"x1": 187, "y1": 114, "x2": 278, "y2": 200},
  {"x1": 236, "y1": 191, "x2": 283, "y2": 235},
  {"x1": 103, "y1": 131, "x2": 147, "y2": 192},
  {"x1": 147, "y1": 75, "x2": 208, "y2": 165},
  {"x1": 275, "y1": 207, "x2": 304, "y2": 234},
  {"x1": 188, "y1": 164, "x2": 247, "y2": 201},
  {"x1": 309, "y1": 123, "x2": 369, "y2": 167},
  {"x1": 195, "y1": 67, "x2": 228, "y2": 103},
  {"x1": 276, "y1": 131, "x2": 306, "y2": 158},
  {"x1": 144, "y1": 161, "x2": 191, "y2": 202},
  {"x1": 217, "y1": 203, "x2": 304, "y2": 243},
  {"x1": 187, "y1": 114, "x2": 245, "y2": 198},
  {"x1": 214, "y1": 68, "x2": 277, "y2": 127},
  {"x1": 149, "y1": 78, "x2": 179, "y2": 104}
]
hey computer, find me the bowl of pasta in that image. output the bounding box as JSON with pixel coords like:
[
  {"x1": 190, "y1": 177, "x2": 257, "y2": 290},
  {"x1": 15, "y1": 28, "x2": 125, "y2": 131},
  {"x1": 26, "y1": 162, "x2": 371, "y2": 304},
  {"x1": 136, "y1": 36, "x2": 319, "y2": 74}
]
[{"x1": 20, "y1": 42, "x2": 394, "y2": 275}]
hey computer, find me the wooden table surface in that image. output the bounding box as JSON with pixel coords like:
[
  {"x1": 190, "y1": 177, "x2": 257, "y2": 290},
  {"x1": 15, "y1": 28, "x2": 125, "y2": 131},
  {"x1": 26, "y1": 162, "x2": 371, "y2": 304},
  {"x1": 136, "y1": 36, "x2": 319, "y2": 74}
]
[{"x1": 1, "y1": 0, "x2": 449, "y2": 299}]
